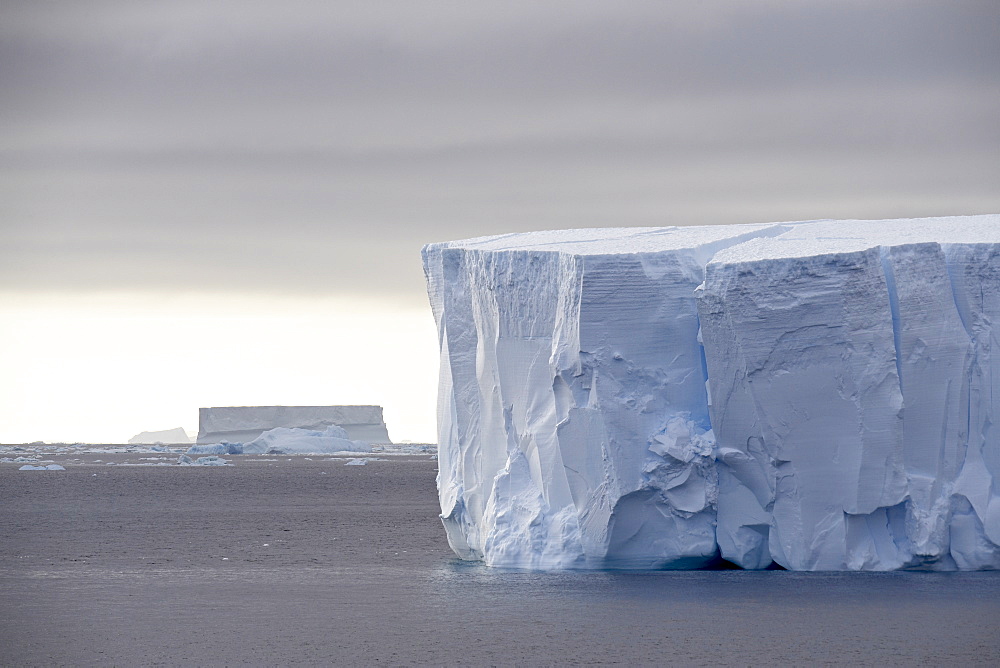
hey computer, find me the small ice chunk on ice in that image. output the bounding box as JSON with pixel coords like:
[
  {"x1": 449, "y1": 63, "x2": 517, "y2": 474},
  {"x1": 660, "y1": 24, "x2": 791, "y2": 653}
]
[{"x1": 178, "y1": 455, "x2": 231, "y2": 466}]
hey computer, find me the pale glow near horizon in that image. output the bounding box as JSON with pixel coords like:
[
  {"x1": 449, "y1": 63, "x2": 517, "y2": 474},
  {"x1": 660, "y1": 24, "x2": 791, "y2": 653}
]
[{"x1": 0, "y1": 292, "x2": 439, "y2": 444}]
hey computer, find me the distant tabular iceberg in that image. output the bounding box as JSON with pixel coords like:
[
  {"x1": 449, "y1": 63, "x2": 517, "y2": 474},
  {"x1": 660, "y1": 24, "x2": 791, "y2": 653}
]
[
  {"x1": 128, "y1": 427, "x2": 192, "y2": 444},
  {"x1": 196, "y1": 406, "x2": 391, "y2": 445},
  {"x1": 422, "y1": 215, "x2": 1000, "y2": 571}
]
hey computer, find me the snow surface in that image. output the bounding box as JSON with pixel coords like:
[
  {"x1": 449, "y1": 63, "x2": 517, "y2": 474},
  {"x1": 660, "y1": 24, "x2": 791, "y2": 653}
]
[
  {"x1": 423, "y1": 214, "x2": 1000, "y2": 570},
  {"x1": 187, "y1": 425, "x2": 370, "y2": 456}
]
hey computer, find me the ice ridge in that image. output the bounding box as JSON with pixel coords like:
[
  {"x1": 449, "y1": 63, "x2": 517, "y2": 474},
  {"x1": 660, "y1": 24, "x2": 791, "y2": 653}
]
[{"x1": 423, "y1": 215, "x2": 1000, "y2": 570}]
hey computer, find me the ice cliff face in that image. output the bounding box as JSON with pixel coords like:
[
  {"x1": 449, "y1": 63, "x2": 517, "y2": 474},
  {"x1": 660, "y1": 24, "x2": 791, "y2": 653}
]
[
  {"x1": 423, "y1": 224, "x2": 787, "y2": 569},
  {"x1": 197, "y1": 406, "x2": 391, "y2": 444},
  {"x1": 187, "y1": 425, "x2": 370, "y2": 455},
  {"x1": 701, "y1": 219, "x2": 1000, "y2": 570},
  {"x1": 423, "y1": 215, "x2": 1000, "y2": 570}
]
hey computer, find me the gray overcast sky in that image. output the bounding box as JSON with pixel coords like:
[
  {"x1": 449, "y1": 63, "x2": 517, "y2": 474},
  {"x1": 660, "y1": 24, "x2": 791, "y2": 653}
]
[{"x1": 3, "y1": 0, "x2": 999, "y2": 303}]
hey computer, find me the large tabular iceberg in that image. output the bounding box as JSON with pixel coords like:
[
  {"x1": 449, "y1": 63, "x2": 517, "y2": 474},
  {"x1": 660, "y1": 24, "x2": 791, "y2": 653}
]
[
  {"x1": 197, "y1": 406, "x2": 391, "y2": 444},
  {"x1": 422, "y1": 215, "x2": 1000, "y2": 570}
]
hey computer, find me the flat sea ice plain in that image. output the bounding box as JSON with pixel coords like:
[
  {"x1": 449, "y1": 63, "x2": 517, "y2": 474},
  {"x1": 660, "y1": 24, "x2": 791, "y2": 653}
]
[{"x1": 2, "y1": 449, "x2": 1000, "y2": 666}]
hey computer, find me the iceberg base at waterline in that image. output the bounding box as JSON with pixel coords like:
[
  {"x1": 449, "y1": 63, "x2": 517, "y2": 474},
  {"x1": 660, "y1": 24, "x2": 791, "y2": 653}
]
[{"x1": 187, "y1": 425, "x2": 371, "y2": 456}]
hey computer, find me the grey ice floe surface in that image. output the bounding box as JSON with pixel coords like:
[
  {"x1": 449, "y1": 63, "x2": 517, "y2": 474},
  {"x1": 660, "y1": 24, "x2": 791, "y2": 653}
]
[
  {"x1": 178, "y1": 455, "x2": 231, "y2": 466},
  {"x1": 0, "y1": 443, "x2": 187, "y2": 456},
  {"x1": 424, "y1": 214, "x2": 1000, "y2": 571}
]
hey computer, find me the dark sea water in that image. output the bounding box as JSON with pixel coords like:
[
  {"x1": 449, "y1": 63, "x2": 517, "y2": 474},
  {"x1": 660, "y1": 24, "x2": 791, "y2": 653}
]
[{"x1": 2, "y1": 453, "x2": 999, "y2": 666}]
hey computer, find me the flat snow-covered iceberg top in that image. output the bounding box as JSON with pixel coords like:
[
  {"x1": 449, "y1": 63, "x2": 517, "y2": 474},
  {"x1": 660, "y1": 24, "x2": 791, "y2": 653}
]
[{"x1": 423, "y1": 215, "x2": 1000, "y2": 571}]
